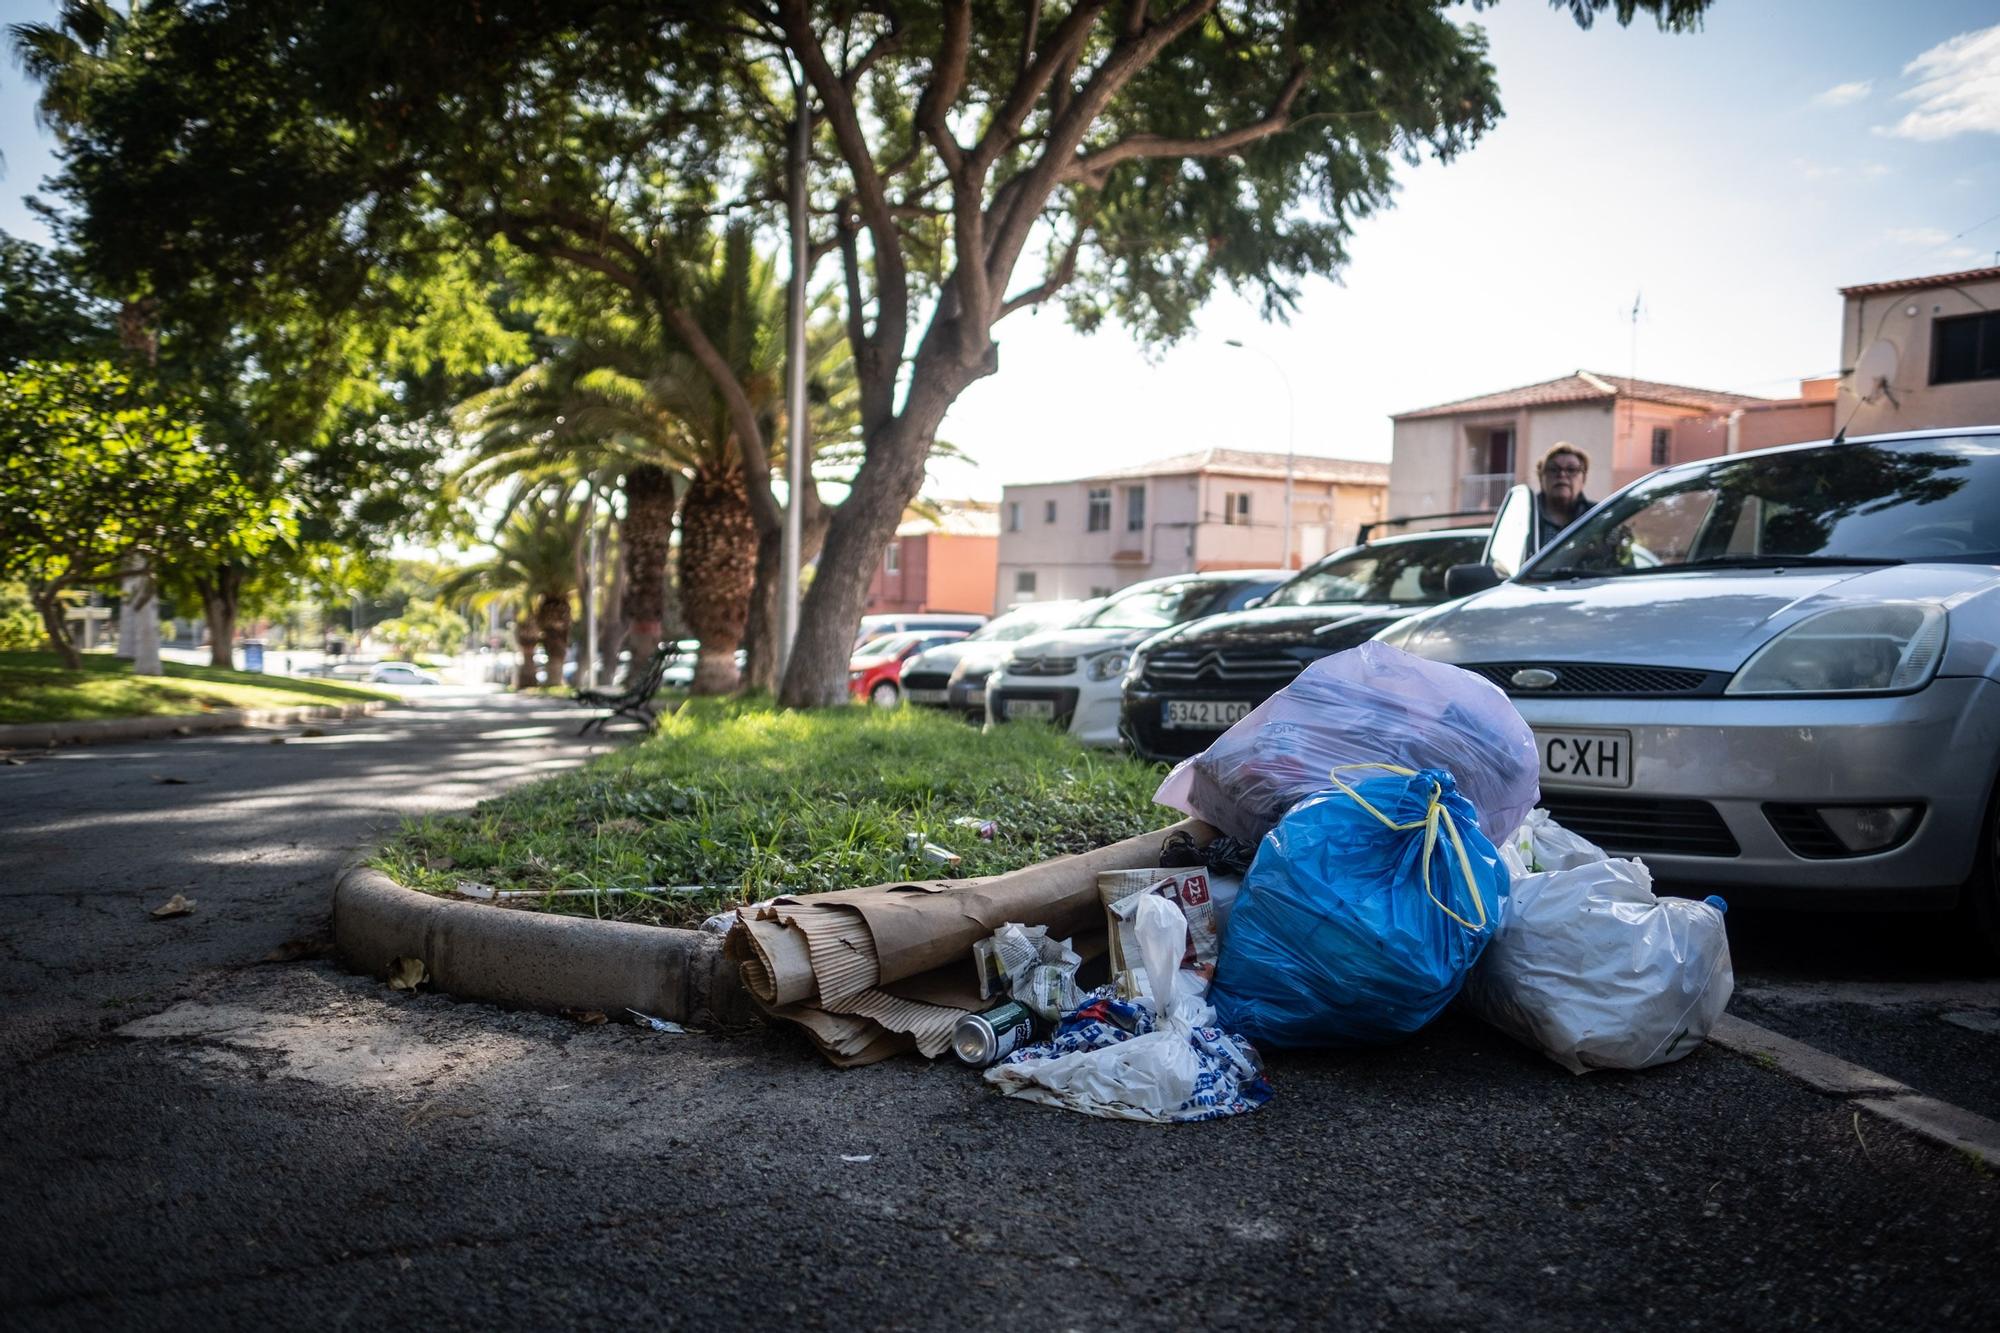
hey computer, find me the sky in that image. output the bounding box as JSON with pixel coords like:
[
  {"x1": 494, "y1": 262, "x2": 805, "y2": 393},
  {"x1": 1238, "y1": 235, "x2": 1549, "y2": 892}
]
[{"x1": 4, "y1": 0, "x2": 1998, "y2": 504}]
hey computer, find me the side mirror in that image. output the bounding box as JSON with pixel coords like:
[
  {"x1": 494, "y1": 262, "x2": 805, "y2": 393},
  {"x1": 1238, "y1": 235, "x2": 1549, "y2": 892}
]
[{"x1": 1444, "y1": 563, "x2": 1503, "y2": 599}]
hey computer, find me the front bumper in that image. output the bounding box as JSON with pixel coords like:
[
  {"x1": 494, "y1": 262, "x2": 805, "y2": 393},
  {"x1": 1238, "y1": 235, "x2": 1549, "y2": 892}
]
[
  {"x1": 988, "y1": 673, "x2": 1125, "y2": 747},
  {"x1": 1511, "y1": 675, "x2": 2000, "y2": 904}
]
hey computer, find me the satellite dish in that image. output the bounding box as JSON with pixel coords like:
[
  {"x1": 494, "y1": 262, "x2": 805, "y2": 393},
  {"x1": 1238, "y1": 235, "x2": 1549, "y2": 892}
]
[{"x1": 1854, "y1": 339, "x2": 1900, "y2": 402}]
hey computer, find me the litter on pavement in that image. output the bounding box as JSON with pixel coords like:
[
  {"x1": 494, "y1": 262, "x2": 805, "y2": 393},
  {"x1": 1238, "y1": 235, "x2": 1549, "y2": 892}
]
[{"x1": 715, "y1": 643, "x2": 1735, "y2": 1112}]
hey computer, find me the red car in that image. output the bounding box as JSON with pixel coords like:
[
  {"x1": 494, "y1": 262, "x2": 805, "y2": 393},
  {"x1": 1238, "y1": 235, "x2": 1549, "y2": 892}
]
[{"x1": 849, "y1": 631, "x2": 970, "y2": 707}]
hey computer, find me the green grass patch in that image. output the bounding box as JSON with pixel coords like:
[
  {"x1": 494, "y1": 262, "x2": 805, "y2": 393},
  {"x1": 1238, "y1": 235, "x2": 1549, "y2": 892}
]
[
  {"x1": 373, "y1": 698, "x2": 1179, "y2": 928},
  {"x1": 0, "y1": 650, "x2": 394, "y2": 724}
]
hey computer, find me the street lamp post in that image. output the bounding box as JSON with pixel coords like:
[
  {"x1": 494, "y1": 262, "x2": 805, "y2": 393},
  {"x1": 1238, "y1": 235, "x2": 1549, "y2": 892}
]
[{"x1": 1224, "y1": 339, "x2": 1297, "y2": 568}]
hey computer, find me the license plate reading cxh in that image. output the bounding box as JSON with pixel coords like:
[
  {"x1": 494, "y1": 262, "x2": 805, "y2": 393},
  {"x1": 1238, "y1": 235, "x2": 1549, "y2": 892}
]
[
  {"x1": 1163, "y1": 699, "x2": 1253, "y2": 730},
  {"x1": 1004, "y1": 698, "x2": 1056, "y2": 721},
  {"x1": 1535, "y1": 728, "x2": 1632, "y2": 789}
]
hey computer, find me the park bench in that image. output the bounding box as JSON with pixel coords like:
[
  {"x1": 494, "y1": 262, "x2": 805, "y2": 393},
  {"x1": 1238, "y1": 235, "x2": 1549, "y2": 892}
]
[{"x1": 572, "y1": 643, "x2": 674, "y2": 737}]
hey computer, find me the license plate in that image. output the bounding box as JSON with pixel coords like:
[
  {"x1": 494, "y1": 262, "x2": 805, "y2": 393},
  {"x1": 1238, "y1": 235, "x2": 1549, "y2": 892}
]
[
  {"x1": 906, "y1": 688, "x2": 948, "y2": 704},
  {"x1": 967, "y1": 690, "x2": 986, "y2": 708},
  {"x1": 1535, "y1": 728, "x2": 1632, "y2": 789},
  {"x1": 1002, "y1": 698, "x2": 1055, "y2": 721},
  {"x1": 1162, "y1": 699, "x2": 1254, "y2": 729}
]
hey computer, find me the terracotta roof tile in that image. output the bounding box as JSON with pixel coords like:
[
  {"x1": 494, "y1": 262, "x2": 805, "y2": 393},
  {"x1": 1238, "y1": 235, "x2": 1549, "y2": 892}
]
[
  {"x1": 1081, "y1": 447, "x2": 1388, "y2": 486},
  {"x1": 1839, "y1": 265, "x2": 2000, "y2": 298},
  {"x1": 1393, "y1": 371, "x2": 1772, "y2": 420}
]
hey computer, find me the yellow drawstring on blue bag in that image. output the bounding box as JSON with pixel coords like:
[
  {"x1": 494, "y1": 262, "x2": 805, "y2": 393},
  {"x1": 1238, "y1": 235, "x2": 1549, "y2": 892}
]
[{"x1": 1325, "y1": 762, "x2": 1490, "y2": 934}]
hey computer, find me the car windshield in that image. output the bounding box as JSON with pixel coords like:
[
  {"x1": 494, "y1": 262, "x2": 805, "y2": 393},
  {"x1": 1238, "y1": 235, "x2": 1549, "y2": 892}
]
[
  {"x1": 1083, "y1": 580, "x2": 1244, "y2": 630},
  {"x1": 1525, "y1": 435, "x2": 2000, "y2": 579},
  {"x1": 967, "y1": 605, "x2": 1075, "y2": 642},
  {"x1": 855, "y1": 634, "x2": 912, "y2": 658},
  {"x1": 1263, "y1": 535, "x2": 1488, "y2": 607}
]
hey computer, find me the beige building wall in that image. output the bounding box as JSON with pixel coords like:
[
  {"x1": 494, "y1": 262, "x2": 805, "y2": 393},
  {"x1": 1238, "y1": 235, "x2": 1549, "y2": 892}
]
[{"x1": 1838, "y1": 273, "x2": 2000, "y2": 437}]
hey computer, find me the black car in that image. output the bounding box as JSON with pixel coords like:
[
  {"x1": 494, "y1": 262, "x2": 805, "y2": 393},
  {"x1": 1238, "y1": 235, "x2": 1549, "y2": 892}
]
[{"x1": 1118, "y1": 528, "x2": 1489, "y2": 762}]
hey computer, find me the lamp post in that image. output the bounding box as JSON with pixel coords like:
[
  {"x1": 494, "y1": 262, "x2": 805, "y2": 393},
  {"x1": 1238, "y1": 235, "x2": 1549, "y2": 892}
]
[{"x1": 1224, "y1": 338, "x2": 1297, "y2": 568}]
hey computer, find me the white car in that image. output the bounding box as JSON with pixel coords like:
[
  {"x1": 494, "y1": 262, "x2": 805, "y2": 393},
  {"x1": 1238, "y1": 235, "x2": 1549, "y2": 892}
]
[
  {"x1": 984, "y1": 571, "x2": 1290, "y2": 747},
  {"x1": 897, "y1": 600, "x2": 1095, "y2": 717},
  {"x1": 368, "y1": 662, "x2": 442, "y2": 686}
]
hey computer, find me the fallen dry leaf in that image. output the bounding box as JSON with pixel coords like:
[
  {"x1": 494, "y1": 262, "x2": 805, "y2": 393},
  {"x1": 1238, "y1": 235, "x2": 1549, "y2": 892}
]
[
  {"x1": 172, "y1": 725, "x2": 193, "y2": 736},
  {"x1": 150, "y1": 893, "x2": 196, "y2": 919},
  {"x1": 387, "y1": 956, "x2": 428, "y2": 990},
  {"x1": 150, "y1": 774, "x2": 195, "y2": 785},
  {"x1": 298, "y1": 727, "x2": 326, "y2": 738},
  {"x1": 599, "y1": 818, "x2": 647, "y2": 836},
  {"x1": 561, "y1": 1009, "x2": 609, "y2": 1025}
]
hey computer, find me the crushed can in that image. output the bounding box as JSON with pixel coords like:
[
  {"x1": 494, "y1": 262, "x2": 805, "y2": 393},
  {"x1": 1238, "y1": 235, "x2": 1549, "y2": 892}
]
[{"x1": 951, "y1": 999, "x2": 1035, "y2": 1067}]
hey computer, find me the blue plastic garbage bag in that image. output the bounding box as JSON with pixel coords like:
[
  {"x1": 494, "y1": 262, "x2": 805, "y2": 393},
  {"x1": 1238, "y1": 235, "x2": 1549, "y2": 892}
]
[{"x1": 1212, "y1": 764, "x2": 1511, "y2": 1048}]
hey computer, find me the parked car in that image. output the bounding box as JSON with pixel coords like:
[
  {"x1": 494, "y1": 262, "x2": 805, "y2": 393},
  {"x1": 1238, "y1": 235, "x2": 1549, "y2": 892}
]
[
  {"x1": 849, "y1": 631, "x2": 971, "y2": 706},
  {"x1": 985, "y1": 571, "x2": 1289, "y2": 747},
  {"x1": 1119, "y1": 529, "x2": 1490, "y2": 762},
  {"x1": 1375, "y1": 427, "x2": 2000, "y2": 946},
  {"x1": 852, "y1": 611, "x2": 988, "y2": 649},
  {"x1": 659, "y1": 639, "x2": 748, "y2": 688},
  {"x1": 368, "y1": 661, "x2": 442, "y2": 686},
  {"x1": 898, "y1": 601, "x2": 1096, "y2": 718}
]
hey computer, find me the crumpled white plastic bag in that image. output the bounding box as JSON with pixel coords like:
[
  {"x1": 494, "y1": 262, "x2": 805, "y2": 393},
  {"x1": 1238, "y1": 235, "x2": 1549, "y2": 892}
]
[
  {"x1": 985, "y1": 895, "x2": 1231, "y2": 1121},
  {"x1": 1462, "y1": 845, "x2": 1734, "y2": 1074}
]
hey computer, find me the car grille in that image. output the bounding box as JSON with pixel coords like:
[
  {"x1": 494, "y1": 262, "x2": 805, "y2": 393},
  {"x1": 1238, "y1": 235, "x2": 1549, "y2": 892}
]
[
  {"x1": 900, "y1": 670, "x2": 953, "y2": 692},
  {"x1": 1537, "y1": 793, "x2": 1741, "y2": 858},
  {"x1": 1466, "y1": 662, "x2": 1722, "y2": 697},
  {"x1": 1007, "y1": 655, "x2": 1077, "y2": 677},
  {"x1": 1142, "y1": 648, "x2": 1303, "y2": 688}
]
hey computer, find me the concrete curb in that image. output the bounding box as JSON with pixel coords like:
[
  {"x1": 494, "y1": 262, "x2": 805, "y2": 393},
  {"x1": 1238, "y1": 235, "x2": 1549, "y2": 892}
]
[
  {"x1": 0, "y1": 700, "x2": 387, "y2": 749},
  {"x1": 331, "y1": 860, "x2": 754, "y2": 1029}
]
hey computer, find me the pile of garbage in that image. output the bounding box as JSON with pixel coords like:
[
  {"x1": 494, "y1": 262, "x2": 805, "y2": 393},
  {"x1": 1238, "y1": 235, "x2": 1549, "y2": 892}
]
[{"x1": 720, "y1": 642, "x2": 1734, "y2": 1118}]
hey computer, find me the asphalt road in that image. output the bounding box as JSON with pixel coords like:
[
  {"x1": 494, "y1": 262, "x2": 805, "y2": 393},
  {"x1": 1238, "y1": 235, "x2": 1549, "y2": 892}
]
[{"x1": 3, "y1": 699, "x2": 1997, "y2": 1331}]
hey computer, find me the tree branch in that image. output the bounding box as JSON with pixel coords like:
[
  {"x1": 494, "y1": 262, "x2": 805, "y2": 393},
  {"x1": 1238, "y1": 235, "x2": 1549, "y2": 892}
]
[
  {"x1": 1062, "y1": 61, "x2": 1309, "y2": 187},
  {"x1": 970, "y1": 2, "x2": 1105, "y2": 176},
  {"x1": 660, "y1": 306, "x2": 784, "y2": 536},
  {"x1": 997, "y1": 211, "x2": 1091, "y2": 319}
]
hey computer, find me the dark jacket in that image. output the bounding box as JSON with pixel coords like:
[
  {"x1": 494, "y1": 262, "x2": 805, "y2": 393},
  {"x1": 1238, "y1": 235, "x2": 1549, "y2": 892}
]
[{"x1": 1535, "y1": 490, "x2": 1591, "y2": 550}]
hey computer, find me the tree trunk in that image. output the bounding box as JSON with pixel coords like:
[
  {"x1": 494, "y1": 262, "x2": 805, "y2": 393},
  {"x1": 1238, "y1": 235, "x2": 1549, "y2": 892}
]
[
  {"x1": 780, "y1": 377, "x2": 976, "y2": 708},
  {"x1": 535, "y1": 591, "x2": 574, "y2": 689},
  {"x1": 512, "y1": 611, "x2": 539, "y2": 690},
  {"x1": 620, "y1": 463, "x2": 676, "y2": 654},
  {"x1": 33, "y1": 587, "x2": 80, "y2": 670},
  {"x1": 199, "y1": 564, "x2": 244, "y2": 670},
  {"x1": 742, "y1": 503, "x2": 835, "y2": 694},
  {"x1": 678, "y1": 463, "x2": 757, "y2": 695}
]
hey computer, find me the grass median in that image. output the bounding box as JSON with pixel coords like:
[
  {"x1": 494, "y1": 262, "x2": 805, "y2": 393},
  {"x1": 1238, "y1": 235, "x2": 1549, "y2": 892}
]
[
  {"x1": 373, "y1": 697, "x2": 1180, "y2": 928},
  {"x1": 0, "y1": 651, "x2": 395, "y2": 725}
]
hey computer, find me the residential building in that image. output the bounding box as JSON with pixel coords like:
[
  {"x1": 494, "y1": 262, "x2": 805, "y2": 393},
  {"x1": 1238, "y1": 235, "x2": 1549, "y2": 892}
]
[
  {"x1": 1837, "y1": 265, "x2": 2000, "y2": 438},
  {"x1": 1388, "y1": 372, "x2": 1775, "y2": 521},
  {"x1": 996, "y1": 448, "x2": 1389, "y2": 606},
  {"x1": 863, "y1": 500, "x2": 999, "y2": 616}
]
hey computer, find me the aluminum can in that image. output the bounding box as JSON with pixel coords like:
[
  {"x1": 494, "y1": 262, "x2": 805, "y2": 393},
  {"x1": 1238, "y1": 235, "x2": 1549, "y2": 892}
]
[{"x1": 951, "y1": 1000, "x2": 1034, "y2": 1067}]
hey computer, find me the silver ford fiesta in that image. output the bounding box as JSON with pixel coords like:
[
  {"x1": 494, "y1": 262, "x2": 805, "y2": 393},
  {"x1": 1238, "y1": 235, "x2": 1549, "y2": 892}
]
[{"x1": 1374, "y1": 427, "x2": 2000, "y2": 949}]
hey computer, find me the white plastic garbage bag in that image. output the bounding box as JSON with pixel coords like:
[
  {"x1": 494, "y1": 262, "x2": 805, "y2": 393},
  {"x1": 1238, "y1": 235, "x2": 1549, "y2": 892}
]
[
  {"x1": 1461, "y1": 854, "x2": 1734, "y2": 1074},
  {"x1": 984, "y1": 895, "x2": 1274, "y2": 1122},
  {"x1": 1499, "y1": 808, "x2": 1609, "y2": 877},
  {"x1": 1155, "y1": 643, "x2": 1539, "y2": 846}
]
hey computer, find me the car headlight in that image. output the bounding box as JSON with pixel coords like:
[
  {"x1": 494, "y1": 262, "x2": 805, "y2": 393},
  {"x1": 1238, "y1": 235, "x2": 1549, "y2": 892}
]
[
  {"x1": 1725, "y1": 603, "x2": 1947, "y2": 696},
  {"x1": 1086, "y1": 650, "x2": 1131, "y2": 682}
]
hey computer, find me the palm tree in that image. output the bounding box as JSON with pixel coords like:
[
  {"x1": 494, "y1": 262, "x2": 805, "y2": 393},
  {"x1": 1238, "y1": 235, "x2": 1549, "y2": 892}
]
[{"x1": 442, "y1": 488, "x2": 587, "y2": 690}]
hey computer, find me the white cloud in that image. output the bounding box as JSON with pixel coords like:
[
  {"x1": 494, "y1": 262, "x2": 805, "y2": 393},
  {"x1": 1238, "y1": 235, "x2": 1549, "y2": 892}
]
[
  {"x1": 1811, "y1": 79, "x2": 1873, "y2": 108},
  {"x1": 1885, "y1": 23, "x2": 2000, "y2": 140}
]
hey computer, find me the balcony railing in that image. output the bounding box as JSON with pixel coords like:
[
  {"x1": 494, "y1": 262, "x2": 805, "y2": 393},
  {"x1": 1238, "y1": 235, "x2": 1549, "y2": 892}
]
[{"x1": 1459, "y1": 471, "x2": 1515, "y2": 510}]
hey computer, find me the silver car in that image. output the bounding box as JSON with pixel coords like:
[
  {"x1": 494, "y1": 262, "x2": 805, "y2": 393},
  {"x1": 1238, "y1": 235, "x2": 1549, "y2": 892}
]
[{"x1": 1376, "y1": 427, "x2": 2000, "y2": 944}]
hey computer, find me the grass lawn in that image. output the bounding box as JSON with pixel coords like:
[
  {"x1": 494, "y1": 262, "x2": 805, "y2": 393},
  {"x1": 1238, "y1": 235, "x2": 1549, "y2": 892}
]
[
  {"x1": 373, "y1": 698, "x2": 1180, "y2": 928},
  {"x1": 0, "y1": 651, "x2": 396, "y2": 725}
]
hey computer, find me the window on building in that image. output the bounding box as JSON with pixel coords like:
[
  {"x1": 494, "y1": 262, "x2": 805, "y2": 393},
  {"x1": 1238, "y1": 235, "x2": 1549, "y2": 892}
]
[
  {"x1": 1124, "y1": 485, "x2": 1146, "y2": 532},
  {"x1": 1223, "y1": 491, "x2": 1251, "y2": 525},
  {"x1": 1006, "y1": 501, "x2": 1021, "y2": 532},
  {"x1": 884, "y1": 542, "x2": 900, "y2": 574},
  {"x1": 1086, "y1": 487, "x2": 1111, "y2": 532},
  {"x1": 1015, "y1": 570, "x2": 1038, "y2": 597},
  {"x1": 1044, "y1": 499, "x2": 1058, "y2": 524},
  {"x1": 1651, "y1": 426, "x2": 1672, "y2": 467},
  {"x1": 1932, "y1": 311, "x2": 2000, "y2": 385}
]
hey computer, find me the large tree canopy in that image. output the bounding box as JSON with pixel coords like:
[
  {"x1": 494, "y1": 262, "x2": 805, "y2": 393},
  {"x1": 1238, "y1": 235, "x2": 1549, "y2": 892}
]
[{"x1": 47, "y1": 0, "x2": 1712, "y2": 702}]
